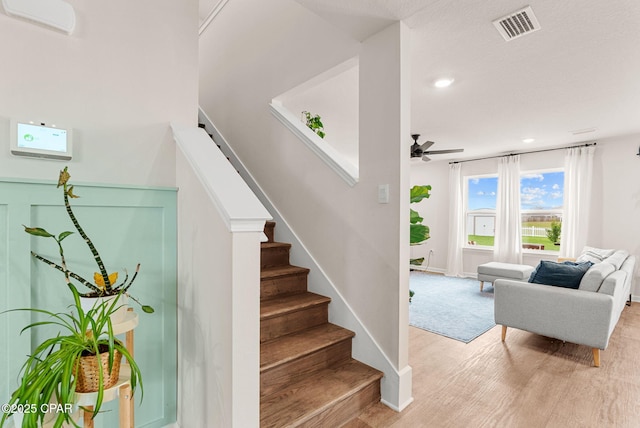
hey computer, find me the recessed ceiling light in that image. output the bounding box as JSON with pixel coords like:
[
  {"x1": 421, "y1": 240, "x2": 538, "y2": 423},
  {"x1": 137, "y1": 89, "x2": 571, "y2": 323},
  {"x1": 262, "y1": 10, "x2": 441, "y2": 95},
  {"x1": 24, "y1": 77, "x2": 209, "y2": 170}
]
[
  {"x1": 570, "y1": 128, "x2": 597, "y2": 135},
  {"x1": 434, "y1": 78, "x2": 454, "y2": 88},
  {"x1": 522, "y1": 138, "x2": 535, "y2": 143}
]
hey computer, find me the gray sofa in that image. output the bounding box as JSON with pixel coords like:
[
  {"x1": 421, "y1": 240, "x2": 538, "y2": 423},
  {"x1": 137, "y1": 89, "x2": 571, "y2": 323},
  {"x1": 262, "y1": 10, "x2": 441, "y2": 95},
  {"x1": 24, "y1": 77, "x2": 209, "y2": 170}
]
[{"x1": 494, "y1": 249, "x2": 635, "y2": 366}]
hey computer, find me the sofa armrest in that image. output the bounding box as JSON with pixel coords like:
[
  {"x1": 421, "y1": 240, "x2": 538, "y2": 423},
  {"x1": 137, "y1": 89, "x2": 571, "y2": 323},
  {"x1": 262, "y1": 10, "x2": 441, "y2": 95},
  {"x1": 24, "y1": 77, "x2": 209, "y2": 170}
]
[{"x1": 494, "y1": 279, "x2": 616, "y2": 349}]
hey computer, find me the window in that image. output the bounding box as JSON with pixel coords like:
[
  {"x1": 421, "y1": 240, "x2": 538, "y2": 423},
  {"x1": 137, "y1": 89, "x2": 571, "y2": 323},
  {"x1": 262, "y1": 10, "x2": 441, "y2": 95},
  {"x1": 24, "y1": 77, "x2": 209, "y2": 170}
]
[
  {"x1": 520, "y1": 170, "x2": 564, "y2": 252},
  {"x1": 466, "y1": 175, "x2": 497, "y2": 246},
  {"x1": 465, "y1": 170, "x2": 564, "y2": 251}
]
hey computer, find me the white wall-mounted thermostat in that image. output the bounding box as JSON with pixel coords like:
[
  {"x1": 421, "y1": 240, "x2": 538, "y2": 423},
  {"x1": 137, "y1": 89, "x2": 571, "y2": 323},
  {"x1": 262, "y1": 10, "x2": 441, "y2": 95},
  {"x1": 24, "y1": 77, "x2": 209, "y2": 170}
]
[{"x1": 10, "y1": 119, "x2": 73, "y2": 160}]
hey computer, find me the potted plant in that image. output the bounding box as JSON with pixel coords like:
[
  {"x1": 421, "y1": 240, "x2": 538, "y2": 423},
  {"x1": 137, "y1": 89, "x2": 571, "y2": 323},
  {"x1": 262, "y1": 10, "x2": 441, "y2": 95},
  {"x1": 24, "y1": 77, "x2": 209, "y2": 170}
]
[
  {"x1": 409, "y1": 184, "x2": 432, "y2": 301},
  {"x1": 0, "y1": 284, "x2": 143, "y2": 428},
  {"x1": 24, "y1": 167, "x2": 153, "y2": 317},
  {"x1": 302, "y1": 111, "x2": 326, "y2": 138}
]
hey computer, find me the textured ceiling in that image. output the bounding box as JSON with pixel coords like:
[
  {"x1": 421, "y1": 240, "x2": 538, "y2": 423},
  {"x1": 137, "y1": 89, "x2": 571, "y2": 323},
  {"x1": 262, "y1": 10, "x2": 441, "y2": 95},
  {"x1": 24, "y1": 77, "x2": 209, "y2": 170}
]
[{"x1": 292, "y1": 0, "x2": 640, "y2": 161}]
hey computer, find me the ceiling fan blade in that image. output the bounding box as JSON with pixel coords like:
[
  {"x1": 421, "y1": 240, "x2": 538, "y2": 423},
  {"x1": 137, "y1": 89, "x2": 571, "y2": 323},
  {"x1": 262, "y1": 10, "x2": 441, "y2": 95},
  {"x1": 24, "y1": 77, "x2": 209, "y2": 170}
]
[
  {"x1": 423, "y1": 149, "x2": 464, "y2": 155},
  {"x1": 422, "y1": 155, "x2": 431, "y2": 162},
  {"x1": 420, "y1": 141, "x2": 435, "y2": 151}
]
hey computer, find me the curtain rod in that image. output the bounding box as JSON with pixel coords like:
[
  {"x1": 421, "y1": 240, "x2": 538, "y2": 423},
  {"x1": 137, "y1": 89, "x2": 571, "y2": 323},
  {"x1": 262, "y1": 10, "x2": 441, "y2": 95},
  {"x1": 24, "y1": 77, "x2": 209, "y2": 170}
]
[{"x1": 449, "y1": 142, "x2": 597, "y2": 164}]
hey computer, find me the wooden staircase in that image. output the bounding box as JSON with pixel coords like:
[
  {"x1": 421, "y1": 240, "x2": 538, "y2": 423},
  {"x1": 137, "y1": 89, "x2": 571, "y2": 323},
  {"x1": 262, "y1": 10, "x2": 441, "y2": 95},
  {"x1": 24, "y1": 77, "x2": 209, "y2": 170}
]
[{"x1": 260, "y1": 221, "x2": 383, "y2": 427}]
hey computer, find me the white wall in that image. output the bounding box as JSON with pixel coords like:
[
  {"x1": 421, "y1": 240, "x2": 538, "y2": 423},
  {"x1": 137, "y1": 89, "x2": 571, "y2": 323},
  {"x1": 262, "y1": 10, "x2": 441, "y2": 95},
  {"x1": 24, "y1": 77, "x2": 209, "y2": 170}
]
[
  {"x1": 0, "y1": 0, "x2": 198, "y2": 186},
  {"x1": 593, "y1": 134, "x2": 640, "y2": 293},
  {"x1": 411, "y1": 134, "x2": 640, "y2": 296},
  {"x1": 199, "y1": 0, "x2": 412, "y2": 409},
  {"x1": 176, "y1": 148, "x2": 233, "y2": 426}
]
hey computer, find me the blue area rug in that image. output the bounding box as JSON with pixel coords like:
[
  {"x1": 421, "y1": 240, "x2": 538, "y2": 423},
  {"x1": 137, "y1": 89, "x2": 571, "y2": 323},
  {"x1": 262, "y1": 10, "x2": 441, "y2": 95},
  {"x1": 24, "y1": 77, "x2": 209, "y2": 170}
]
[{"x1": 409, "y1": 272, "x2": 495, "y2": 343}]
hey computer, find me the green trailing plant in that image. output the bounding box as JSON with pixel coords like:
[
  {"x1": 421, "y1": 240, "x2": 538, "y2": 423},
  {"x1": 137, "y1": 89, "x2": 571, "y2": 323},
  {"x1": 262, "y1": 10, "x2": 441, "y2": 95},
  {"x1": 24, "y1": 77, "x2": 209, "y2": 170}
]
[
  {"x1": 302, "y1": 111, "x2": 325, "y2": 138},
  {"x1": 410, "y1": 185, "x2": 432, "y2": 252},
  {"x1": 546, "y1": 221, "x2": 562, "y2": 245},
  {"x1": 409, "y1": 185, "x2": 432, "y2": 301},
  {"x1": 0, "y1": 284, "x2": 143, "y2": 428},
  {"x1": 24, "y1": 167, "x2": 153, "y2": 313}
]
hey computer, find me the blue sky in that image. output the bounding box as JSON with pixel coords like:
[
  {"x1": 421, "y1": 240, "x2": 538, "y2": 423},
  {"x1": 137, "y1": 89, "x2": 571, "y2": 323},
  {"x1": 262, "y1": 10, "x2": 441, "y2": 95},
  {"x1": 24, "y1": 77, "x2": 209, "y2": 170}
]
[{"x1": 468, "y1": 171, "x2": 564, "y2": 210}]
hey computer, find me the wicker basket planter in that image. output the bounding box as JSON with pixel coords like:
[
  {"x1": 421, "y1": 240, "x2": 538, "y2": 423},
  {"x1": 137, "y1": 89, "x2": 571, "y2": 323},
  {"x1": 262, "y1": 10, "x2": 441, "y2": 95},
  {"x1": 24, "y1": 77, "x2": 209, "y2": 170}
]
[{"x1": 75, "y1": 349, "x2": 122, "y2": 393}]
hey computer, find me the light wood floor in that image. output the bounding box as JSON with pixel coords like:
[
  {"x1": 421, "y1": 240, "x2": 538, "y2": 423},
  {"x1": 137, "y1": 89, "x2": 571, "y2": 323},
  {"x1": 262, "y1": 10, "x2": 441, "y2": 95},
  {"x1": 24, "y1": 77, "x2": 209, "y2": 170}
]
[{"x1": 347, "y1": 302, "x2": 640, "y2": 428}]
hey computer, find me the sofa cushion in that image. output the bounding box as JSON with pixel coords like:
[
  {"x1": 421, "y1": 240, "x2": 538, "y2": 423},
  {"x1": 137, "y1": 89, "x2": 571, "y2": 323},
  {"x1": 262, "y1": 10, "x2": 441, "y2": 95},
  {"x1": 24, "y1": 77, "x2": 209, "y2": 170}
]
[
  {"x1": 598, "y1": 270, "x2": 627, "y2": 297},
  {"x1": 577, "y1": 246, "x2": 615, "y2": 264},
  {"x1": 529, "y1": 260, "x2": 594, "y2": 289},
  {"x1": 602, "y1": 250, "x2": 629, "y2": 270},
  {"x1": 578, "y1": 262, "x2": 615, "y2": 292}
]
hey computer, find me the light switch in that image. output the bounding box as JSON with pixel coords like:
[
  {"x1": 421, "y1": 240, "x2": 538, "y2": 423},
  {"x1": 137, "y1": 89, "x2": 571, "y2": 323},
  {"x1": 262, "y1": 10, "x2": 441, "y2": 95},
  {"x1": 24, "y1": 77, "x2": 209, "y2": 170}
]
[{"x1": 378, "y1": 184, "x2": 389, "y2": 204}]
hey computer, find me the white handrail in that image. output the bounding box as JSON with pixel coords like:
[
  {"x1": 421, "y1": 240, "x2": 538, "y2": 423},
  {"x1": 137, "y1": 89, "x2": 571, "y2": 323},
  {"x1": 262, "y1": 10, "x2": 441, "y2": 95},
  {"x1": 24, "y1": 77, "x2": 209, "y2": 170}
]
[
  {"x1": 198, "y1": 0, "x2": 231, "y2": 36},
  {"x1": 171, "y1": 124, "x2": 271, "y2": 232}
]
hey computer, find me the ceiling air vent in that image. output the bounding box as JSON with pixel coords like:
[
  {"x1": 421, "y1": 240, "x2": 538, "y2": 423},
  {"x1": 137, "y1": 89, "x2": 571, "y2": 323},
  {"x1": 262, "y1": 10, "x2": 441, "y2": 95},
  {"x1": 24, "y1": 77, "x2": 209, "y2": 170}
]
[{"x1": 493, "y1": 6, "x2": 540, "y2": 41}]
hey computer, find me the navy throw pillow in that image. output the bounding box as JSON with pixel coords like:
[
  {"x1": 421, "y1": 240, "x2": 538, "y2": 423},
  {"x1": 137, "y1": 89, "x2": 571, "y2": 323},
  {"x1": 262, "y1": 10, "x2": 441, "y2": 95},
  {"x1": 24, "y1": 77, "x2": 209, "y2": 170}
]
[{"x1": 528, "y1": 260, "x2": 594, "y2": 289}]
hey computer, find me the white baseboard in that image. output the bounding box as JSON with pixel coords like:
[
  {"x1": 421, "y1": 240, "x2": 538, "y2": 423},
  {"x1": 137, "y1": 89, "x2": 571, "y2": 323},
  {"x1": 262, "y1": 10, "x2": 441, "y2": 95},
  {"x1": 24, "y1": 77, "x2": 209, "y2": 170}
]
[{"x1": 409, "y1": 265, "x2": 444, "y2": 274}]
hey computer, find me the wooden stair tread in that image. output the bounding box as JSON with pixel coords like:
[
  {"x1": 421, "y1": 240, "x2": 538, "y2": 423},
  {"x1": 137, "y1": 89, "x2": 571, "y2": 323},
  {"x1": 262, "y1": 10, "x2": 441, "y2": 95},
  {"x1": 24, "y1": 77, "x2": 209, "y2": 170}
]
[
  {"x1": 261, "y1": 265, "x2": 309, "y2": 280},
  {"x1": 261, "y1": 241, "x2": 291, "y2": 250},
  {"x1": 261, "y1": 323, "x2": 355, "y2": 371},
  {"x1": 260, "y1": 359, "x2": 383, "y2": 427},
  {"x1": 261, "y1": 292, "x2": 330, "y2": 320}
]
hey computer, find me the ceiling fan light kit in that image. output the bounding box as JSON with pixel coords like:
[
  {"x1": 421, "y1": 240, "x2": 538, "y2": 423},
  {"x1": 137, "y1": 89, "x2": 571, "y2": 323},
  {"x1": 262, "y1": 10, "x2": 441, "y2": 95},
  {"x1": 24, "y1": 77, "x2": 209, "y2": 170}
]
[{"x1": 410, "y1": 134, "x2": 464, "y2": 162}]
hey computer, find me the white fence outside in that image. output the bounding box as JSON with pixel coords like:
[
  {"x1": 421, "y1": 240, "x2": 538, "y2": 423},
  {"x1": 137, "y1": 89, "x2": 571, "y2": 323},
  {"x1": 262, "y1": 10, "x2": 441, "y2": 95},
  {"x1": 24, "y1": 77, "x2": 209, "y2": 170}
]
[{"x1": 522, "y1": 226, "x2": 547, "y2": 237}]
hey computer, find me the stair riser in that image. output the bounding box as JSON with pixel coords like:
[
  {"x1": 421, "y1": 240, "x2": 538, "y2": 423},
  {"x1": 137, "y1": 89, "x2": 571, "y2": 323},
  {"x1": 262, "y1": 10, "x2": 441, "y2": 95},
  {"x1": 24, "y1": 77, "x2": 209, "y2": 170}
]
[
  {"x1": 261, "y1": 246, "x2": 290, "y2": 269},
  {"x1": 299, "y1": 381, "x2": 381, "y2": 428},
  {"x1": 261, "y1": 305, "x2": 328, "y2": 343},
  {"x1": 261, "y1": 340, "x2": 352, "y2": 398},
  {"x1": 261, "y1": 273, "x2": 309, "y2": 299}
]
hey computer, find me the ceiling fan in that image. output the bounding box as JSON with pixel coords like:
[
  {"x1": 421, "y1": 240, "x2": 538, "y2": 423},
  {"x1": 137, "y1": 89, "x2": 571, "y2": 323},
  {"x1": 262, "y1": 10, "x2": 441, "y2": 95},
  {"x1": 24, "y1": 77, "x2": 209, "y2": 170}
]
[{"x1": 410, "y1": 134, "x2": 464, "y2": 162}]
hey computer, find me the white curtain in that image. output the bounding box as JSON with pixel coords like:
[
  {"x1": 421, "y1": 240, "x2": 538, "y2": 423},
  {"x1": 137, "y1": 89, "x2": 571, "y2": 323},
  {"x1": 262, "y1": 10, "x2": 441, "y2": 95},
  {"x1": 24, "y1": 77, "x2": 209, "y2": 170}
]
[
  {"x1": 560, "y1": 146, "x2": 595, "y2": 258},
  {"x1": 494, "y1": 155, "x2": 523, "y2": 263},
  {"x1": 445, "y1": 163, "x2": 464, "y2": 276}
]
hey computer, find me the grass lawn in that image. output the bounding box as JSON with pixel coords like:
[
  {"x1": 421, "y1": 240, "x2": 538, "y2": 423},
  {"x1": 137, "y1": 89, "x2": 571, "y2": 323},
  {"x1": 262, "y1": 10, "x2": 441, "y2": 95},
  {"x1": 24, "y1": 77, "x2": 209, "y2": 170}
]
[
  {"x1": 468, "y1": 235, "x2": 560, "y2": 252},
  {"x1": 522, "y1": 236, "x2": 560, "y2": 251},
  {"x1": 467, "y1": 221, "x2": 561, "y2": 252},
  {"x1": 468, "y1": 235, "x2": 494, "y2": 246}
]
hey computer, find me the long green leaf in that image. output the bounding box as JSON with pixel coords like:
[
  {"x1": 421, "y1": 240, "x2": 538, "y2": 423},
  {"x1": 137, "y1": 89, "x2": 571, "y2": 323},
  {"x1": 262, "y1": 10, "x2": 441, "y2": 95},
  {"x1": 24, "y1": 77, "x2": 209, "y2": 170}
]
[
  {"x1": 58, "y1": 231, "x2": 74, "y2": 241},
  {"x1": 410, "y1": 223, "x2": 430, "y2": 245},
  {"x1": 410, "y1": 185, "x2": 432, "y2": 204},
  {"x1": 23, "y1": 225, "x2": 54, "y2": 237},
  {"x1": 410, "y1": 208, "x2": 423, "y2": 225}
]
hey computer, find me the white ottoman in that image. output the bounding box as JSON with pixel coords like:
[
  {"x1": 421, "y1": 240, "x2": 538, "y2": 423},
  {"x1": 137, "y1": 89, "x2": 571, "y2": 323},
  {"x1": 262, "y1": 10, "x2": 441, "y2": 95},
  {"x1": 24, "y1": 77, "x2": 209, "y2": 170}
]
[{"x1": 477, "y1": 262, "x2": 535, "y2": 292}]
